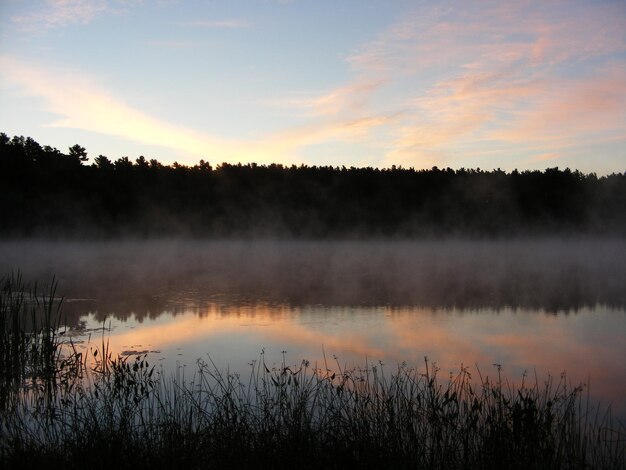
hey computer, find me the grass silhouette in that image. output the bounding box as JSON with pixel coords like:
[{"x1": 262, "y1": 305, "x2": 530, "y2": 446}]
[{"x1": 1, "y1": 275, "x2": 624, "y2": 469}]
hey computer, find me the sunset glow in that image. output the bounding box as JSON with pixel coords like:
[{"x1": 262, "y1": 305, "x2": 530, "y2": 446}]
[
  {"x1": 77, "y1": 303, "x2": 626, "y2": 415},
  {"x1": 1, "y1": 0, "x2": 624, "y2": 172}
]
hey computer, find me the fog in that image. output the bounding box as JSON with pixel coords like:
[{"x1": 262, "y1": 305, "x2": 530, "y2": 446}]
[{"x1": 1, "y1": 238, "x2": 624, "y2": 325}]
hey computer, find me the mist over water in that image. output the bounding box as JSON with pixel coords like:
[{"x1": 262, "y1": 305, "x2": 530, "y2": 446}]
[
  {"x1": 1, "y1": 238, "x2": 625, "y2": 417},
  {"x1": 1, "y1": 238, "x2": 625, "y2": 314}
]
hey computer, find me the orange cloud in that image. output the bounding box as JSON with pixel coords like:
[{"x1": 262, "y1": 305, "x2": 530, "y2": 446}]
[
  {"x1": 1, "y1": 55, "x2": 395, "y2": 165},
  {"x1": 0, "y1": 55, "x2": 234, "y2": 157},
  {"x1": 282, "y1": 80, "x2": 386, "y2": 118},
  {"x1": 527, "y1": 152, "x2": 561, "y2": 164}
]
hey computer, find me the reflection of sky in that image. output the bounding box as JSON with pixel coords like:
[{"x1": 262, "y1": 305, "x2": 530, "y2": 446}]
[{"x1": 75, "y1": 303, "x2": 626, "y2": 419}]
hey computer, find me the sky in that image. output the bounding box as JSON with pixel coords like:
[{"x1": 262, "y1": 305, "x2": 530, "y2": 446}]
[{"x1": 0, "y1": 0, "x2": 625, "y2": 173}]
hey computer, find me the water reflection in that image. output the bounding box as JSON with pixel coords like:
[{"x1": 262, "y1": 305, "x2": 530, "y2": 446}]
[
  {"x1": 2, "y1": 239, "x2": 625, "y2": 418},
  {"x1": 70, "y1": 301, "x2": 626, "y2": 420}
]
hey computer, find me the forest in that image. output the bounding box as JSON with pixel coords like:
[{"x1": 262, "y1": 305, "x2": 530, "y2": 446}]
[{"x1": 1, "y1": 133, "x2": 625, "y2": 238}]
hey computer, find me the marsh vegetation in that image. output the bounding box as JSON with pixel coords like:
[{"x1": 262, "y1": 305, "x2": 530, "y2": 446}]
[{"x1": 1, "y1": 275, "x2": 624, "y2": 469}]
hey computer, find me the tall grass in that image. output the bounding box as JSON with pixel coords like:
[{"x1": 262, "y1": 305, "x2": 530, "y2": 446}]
[
  {"x1": 0, "y1": 275, "x2": 624, "y2": 469},
  {"x1": 0, "y1": 273, "x2": 83, "y2": 412}
]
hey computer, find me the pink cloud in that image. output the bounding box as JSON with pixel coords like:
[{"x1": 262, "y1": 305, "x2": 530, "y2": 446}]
[
  {"x1": 350, "y1": 0, "x2": 626, "y2": 167},
  {"x1": 493, "y1": 66, "x2": 626, "y2": 145}
]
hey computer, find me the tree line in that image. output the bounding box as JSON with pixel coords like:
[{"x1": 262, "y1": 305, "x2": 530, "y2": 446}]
[{"x1": 1, "y1": 133, "x2": 624, "y2": 238}]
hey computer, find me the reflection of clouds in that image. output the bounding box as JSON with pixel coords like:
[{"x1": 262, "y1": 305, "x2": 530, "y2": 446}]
[
  {"x1": 386, "y1": 313, "x2": 492, "y2": 367},
  {"x1": 97, "y1": 305, "x2": 391, "y2": 365},
  {"x1": 387, "y1": 308, "x2": 626, "y2": 415},
  {"x1": 82, "y1": 302, "x2": 626, "y2": 417}
]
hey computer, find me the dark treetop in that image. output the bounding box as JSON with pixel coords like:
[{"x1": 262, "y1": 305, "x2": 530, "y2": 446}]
[{"x1": 1, "y1": 133, "x2": 625, "y2": 238}]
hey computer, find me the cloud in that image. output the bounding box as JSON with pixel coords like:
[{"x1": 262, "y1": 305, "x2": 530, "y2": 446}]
[
  {"x1": 345, "y1": 0, "x2": 626, "y2": 168},
  {"x1": 252, "y1": 78, "x2": 397, "y2": 162},
  {"x1": 0, "y1": 55, "x2": 233, "y2": 159},
  {"x1": 11, "y1": 0, "x2": 108, "y2": 30},
  {"x1": 266, "y1": 80, "x2": 386, "y2": 118},
  {"x1": 183, "y1": 19, "x2": 251, "y2": 29},
  {"x1": 527, "y1": 152, "x2": 561, "y2": 164},
  {"x1": 0, "y1": 55, "x2": 393, "y2": 165},
  {"x1": 492, "y1": 66, "x2": 626, "y2": 146},
  {"x1": 144, "y1": 40, "x2": 202, "y2": 49},
  {"x1": 4, "y1": 0, "x2": 626, "y2": 170}
]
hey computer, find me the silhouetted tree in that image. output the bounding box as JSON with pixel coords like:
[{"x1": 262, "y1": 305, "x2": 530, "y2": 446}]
[
  {"x1": 94, "y1": 155, "x2": 113, "y2": 170},
  {"x1": 0, "y1": 133, "x2": 624, "y2": 238},
  {"x1": 68, "y1": 144, "x2": 88, "y2": 163}
]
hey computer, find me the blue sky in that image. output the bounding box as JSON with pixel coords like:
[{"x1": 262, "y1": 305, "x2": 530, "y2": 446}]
[{"x1": 1, "y1": 0, "x2": 625, "y2": 173}]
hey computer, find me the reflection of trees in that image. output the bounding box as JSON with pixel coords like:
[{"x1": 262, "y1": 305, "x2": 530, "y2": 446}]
[
  {"x1": 57, "y1": 279, "x2": 625, "y2": 328},
  {"x1": 16, "y1": 239, "x2": 624, "y2": 328},
  {"x1": 1, "y1": 133, "x2": 625, "y2": 237}
]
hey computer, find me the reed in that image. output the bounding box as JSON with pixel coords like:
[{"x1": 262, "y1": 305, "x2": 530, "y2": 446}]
[
  {"x1": 0, "y1": 276, "x2": 624, "y2": 469},
  {"x1": 0, "y1": 273, "x2": 82, "y2": 411}
]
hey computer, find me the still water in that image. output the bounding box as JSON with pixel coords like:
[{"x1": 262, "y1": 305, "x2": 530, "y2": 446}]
[{"x1": 1, "y1": 239, "x2": 625, "y2": 417}]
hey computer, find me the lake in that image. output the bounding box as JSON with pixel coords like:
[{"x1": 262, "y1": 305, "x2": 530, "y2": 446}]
[{"x1": 1, "y1": 238, "x2": 625, "y2": 418}]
